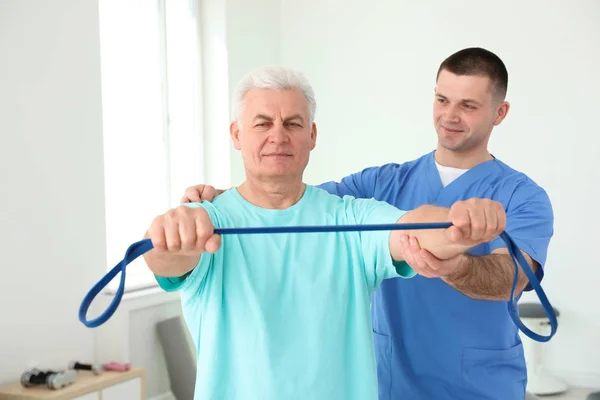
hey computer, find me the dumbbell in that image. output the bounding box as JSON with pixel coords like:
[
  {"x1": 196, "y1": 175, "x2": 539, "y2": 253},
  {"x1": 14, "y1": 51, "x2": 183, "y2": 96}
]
[
  {"x1": 103, "y1": 361, "x2": 131, "y2": 372},
  {"x1": 21, "y1": 368, "x2": 76, "y2": 390},
  {"x1": 20, "y1": 368, "x2": 44, "y2": 388},
  {"x1": 69, "y1": 361, "x2": 104, "y2": 375}
]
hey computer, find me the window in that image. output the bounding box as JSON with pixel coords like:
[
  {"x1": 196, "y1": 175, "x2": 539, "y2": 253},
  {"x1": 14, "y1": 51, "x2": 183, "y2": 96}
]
[{"x1": 98, "y1": 0, "x2": 203, "y2": 291}]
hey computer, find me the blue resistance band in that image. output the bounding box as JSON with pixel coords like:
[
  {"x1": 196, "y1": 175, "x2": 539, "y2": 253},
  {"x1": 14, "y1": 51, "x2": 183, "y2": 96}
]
[{"x1": 78, "y1": 222, "x2": 558, "y2": 342}]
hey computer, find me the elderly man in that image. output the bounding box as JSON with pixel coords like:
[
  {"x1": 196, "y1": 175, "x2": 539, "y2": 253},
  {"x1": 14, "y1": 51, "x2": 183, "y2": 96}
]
[{"x1": 143, "y1": 65, "x2": 506, "y2": 400}]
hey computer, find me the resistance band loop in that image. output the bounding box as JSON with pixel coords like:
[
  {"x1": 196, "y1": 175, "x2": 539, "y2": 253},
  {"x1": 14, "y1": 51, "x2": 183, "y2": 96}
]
[{"x1": 79, "y1": 222, "x2": 557, "y2": 342}]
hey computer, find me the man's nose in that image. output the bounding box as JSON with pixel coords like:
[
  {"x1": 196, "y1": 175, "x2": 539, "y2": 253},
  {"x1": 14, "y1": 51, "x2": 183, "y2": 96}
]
[
  {"x1": 444, "y1": 106, "x2": 461, "y2": 123},
  {"x1": 269, "y1": 123, "x2": 289, "y2": 143}
]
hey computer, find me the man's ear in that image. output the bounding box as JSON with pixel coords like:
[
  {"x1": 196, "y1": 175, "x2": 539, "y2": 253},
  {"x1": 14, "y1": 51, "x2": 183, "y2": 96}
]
[
  {"x1": 230, "y1": 121, "x2": 242, "y2": 150},
  {"x1": 493, "y1": 101, "x2": 510, "y2": 126},
  {"x1": 310, "y1": 122, "x2": 317, "y2": 150}
]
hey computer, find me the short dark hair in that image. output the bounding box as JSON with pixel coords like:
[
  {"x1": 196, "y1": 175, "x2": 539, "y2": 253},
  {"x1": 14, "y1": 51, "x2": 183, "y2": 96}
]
[{"x1": 436, "y1": 47, "x2": 508, "y2": 100}]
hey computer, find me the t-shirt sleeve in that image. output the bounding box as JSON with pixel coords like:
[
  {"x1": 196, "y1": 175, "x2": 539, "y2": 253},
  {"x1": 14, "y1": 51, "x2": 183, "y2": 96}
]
[
  {"x1": 154, "y1": 201, "x2": 220, "y2": 296},
  {"x1": 317, "y1": 166, "x2": 381, "y2": 199},
  {"x1": 345, "y1": 196, "x2": 416, "y2": 291},
  {"x1": 487, "y1": 183, "x2": 554, "y2": 290}
]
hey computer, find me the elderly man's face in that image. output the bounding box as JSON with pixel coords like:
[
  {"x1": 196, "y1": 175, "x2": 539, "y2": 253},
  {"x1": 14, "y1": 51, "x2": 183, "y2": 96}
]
[{"x1": 230, "y1": 88, "x2": 317, "y2": 183}]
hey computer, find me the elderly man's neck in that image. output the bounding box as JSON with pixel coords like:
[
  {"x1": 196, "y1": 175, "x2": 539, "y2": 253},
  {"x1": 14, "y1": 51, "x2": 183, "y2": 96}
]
[{"x1": 237, "y1": 179, "x2": 306, "y2": 209}]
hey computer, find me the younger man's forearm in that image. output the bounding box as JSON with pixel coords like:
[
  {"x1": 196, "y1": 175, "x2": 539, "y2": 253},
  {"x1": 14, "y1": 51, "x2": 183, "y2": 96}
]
[{"x1": 442, "y1": 250, "x2": 538, "y2": 301}]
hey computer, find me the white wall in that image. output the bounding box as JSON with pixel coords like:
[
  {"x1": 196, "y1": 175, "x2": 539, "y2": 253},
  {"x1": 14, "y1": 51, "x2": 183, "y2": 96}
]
[
  {"x1": 280, "y1": 0, "x2": 600, "y2": 388},
  {"x1": 0, "y1": 0, "x2": 106, "y2": 384}
]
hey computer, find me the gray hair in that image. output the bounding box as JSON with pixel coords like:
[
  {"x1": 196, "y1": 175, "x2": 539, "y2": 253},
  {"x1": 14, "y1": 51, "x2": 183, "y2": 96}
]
[{"x1": 231, "y1": 65, "x2": 317, "y2": 124}]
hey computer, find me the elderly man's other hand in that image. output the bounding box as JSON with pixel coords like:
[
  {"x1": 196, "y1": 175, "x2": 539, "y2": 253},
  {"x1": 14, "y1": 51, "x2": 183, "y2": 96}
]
[{"x1": 397, "y1": 236, "x2": 464, "y2": 278}]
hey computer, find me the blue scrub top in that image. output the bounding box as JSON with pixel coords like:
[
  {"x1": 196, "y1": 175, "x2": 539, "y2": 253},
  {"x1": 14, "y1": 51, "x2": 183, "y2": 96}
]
[{"x1": 319, "y1": 151, "x2": 554, "y2": 400}]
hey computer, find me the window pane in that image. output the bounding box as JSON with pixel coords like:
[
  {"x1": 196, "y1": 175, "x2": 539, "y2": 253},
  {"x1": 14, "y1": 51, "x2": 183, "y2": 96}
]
[
  {"x1": 99, "y1": 0, "x2": 169, "y2": 290},
  {"x1": 165, "y1": 0, "x2": 203, "y2": 206}
]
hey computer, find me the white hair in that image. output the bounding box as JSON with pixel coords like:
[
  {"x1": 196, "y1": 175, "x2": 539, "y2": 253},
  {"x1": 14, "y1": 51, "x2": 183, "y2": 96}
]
[{"x1": 231, "y1": 65, "x2": 317, "y2": 124}]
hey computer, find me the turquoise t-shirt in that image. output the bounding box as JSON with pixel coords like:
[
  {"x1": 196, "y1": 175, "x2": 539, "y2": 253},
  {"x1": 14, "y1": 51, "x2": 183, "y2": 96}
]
[{"x1": 155, "y1": 185, "x2": 414, "y2": 400}]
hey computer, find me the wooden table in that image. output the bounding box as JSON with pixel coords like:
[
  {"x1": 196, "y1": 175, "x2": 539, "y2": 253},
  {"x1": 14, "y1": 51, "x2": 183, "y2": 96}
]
[{"x1": 0, "y1": 367, "x2": 145, "y2": 400}]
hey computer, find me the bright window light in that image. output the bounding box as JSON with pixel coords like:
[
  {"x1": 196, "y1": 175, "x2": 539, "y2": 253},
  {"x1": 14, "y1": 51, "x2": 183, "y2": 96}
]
[{"x1": 98, "y1": 0, "x2": 203, "y2": 291}]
